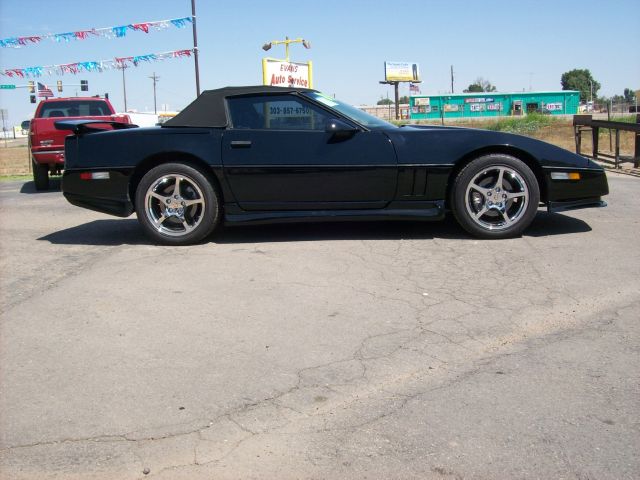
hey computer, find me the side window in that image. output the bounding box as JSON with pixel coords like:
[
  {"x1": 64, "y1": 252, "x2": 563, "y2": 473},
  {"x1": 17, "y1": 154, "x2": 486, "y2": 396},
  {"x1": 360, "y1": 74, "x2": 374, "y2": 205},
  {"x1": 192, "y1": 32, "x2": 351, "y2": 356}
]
[{"x1": 227, "y1": 95, "x2": 330, "y2": 131}]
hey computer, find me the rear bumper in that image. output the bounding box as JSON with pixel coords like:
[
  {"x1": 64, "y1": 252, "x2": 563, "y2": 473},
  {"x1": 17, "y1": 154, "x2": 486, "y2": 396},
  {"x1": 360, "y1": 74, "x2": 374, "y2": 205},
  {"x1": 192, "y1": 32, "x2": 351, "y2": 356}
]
[
  {"x1": 64, "y1": 192, "x2": 134, "y2": 217},
  {"x1": 62, "y1": 169, "x2": 133, "y2": 217},
  {"x1": 32, "y1": 149, "x2": 65, "y2": 165}
]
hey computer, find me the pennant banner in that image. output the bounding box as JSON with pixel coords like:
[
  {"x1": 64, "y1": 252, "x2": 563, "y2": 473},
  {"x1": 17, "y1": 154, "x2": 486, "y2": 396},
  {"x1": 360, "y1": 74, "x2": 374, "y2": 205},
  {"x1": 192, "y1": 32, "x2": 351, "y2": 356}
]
[
  {"x1": 0, "y1": 16, "x2": 193, "y2": 48},
  {"x1": 0, "y1": 49, "x2": 194, "y2": 78}
]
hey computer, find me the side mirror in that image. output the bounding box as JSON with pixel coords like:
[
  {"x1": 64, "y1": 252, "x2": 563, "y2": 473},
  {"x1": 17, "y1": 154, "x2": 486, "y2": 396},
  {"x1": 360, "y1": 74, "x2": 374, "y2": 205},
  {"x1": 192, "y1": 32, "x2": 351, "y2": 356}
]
[{"x1": 325, "y1": 118, "x2": 358, "y2": 141}]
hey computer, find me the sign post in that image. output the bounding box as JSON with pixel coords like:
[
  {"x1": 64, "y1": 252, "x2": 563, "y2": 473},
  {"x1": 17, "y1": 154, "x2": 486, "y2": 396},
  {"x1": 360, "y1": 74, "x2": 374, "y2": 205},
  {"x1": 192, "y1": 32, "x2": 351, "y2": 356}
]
[{"x1": 0, "y1": 109, "x2": 8, "y2": 147}]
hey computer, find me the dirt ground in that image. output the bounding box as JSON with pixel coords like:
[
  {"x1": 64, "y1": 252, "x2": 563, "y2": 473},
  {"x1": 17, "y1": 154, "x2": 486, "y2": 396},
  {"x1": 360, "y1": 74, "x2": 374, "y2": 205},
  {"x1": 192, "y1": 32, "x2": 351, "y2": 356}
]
[
  {"x1": 0, "y1": 144, "x2": 30, "y2": 176},
  {"x1": 0, "y1": 122, "x2": 636, "y2": 176}
]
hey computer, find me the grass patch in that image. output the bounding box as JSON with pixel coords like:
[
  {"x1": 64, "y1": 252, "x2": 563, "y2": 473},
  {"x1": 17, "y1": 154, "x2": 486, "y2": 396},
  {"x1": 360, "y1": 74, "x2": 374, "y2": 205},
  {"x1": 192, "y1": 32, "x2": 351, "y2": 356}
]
[
  {"x1": 484, "y1": 113, "x2": 556, "y2": 135},
  {"x1": 607, "y1": 115, "x2": 639, "y2": 124},
  {"x1": 0, "y1": 174, "x2": 31, "y2": 182}
]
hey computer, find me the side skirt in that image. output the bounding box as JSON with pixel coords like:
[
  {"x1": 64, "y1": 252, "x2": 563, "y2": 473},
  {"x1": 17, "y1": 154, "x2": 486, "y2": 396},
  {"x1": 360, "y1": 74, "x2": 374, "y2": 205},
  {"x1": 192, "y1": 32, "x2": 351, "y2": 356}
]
[{"x1": 223, "y1": 200, "x2": 445, "y2": 225}]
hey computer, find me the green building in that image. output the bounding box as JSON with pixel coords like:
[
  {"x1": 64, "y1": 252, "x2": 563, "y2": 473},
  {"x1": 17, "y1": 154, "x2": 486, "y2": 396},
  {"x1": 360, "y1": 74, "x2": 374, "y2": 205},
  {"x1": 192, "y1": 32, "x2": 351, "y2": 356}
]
[{"x1": 409, "y1": 91, "x2": 580, "y2": 120}]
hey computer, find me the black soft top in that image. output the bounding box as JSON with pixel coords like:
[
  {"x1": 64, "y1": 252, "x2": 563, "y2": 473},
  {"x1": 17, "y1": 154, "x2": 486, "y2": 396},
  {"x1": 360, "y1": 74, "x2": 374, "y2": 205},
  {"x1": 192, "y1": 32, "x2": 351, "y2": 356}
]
[{"x1": 163, "y1": 85, "x2": 316, "y2": 128}]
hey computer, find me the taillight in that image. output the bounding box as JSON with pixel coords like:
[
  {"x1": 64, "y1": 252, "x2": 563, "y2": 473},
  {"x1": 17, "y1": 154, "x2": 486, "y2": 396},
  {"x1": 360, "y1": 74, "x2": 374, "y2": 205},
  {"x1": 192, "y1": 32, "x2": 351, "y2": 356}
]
[{"x1": 79, "y1": 172, "x2": 110, "y2": 180}]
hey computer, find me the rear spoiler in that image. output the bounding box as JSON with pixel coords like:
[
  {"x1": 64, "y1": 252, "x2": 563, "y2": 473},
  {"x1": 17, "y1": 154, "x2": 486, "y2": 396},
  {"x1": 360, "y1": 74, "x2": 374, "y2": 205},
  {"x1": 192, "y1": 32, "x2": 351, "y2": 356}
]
[{"x1": 54, "y1": 119, "x2": 139, "y2": 135}]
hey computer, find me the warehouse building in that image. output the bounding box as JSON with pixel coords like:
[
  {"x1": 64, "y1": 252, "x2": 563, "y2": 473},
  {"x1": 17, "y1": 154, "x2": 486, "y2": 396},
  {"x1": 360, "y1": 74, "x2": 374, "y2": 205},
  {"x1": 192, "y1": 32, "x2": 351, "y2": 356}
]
[{"x1": 409, "y1": 91, "x2": 580, "y2": 120}]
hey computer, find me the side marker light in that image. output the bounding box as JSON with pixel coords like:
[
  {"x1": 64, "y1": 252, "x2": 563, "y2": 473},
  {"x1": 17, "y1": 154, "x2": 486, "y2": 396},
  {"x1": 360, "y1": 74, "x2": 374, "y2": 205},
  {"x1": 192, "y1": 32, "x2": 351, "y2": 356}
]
[{"x1": 551, "y1": 172, "x2": 581, "y2": 180}]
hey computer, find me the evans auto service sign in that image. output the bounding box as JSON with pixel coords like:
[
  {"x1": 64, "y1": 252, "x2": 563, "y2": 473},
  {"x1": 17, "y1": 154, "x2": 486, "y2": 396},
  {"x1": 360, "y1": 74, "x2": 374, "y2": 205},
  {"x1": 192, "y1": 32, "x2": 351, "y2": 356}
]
[{"x1": 262, "y1": 59, "x2": 313, "y2": 88}]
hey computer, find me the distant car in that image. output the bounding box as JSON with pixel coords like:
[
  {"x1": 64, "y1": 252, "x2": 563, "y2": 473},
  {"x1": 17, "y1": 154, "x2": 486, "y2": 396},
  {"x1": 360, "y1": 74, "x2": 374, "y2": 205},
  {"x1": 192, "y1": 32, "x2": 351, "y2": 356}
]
[
  {"x1": 20, "y1": 120, "x2": 30, "y2": 135},
  {"x1": 29, "y1": 97, "x2": 131, "y2": 190},
  {"x1": 57, "y1": 86, "x2": 608, "y2": 245}
]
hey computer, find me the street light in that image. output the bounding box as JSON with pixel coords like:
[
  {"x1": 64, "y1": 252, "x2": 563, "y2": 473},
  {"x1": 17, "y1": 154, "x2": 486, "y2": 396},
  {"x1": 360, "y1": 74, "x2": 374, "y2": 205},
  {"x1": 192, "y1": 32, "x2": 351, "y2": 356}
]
[{"x1": 261, "y1": 36, "x2": 311, "y2": 62}]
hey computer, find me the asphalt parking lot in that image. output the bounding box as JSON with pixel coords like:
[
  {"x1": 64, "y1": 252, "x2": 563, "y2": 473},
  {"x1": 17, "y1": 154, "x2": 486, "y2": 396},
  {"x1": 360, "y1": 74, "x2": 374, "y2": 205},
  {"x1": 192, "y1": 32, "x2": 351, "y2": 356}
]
[{"x1": 1, "y1": 173, "x2": 639, "y2": 479}]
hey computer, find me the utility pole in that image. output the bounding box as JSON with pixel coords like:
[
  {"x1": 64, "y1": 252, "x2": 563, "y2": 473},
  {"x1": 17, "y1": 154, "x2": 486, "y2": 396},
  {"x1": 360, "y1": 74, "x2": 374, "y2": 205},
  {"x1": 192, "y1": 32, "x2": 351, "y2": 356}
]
[
  {"x1": 451, "y1": 65, "x2": 454, "y2": 93},
  {"x1": 119, "y1": 65, "x2": 128, "y2": 111},
  {"x1": 191, "y1": 0, "x2": 201, "y2": 97},
  {"x1": 149, "y1": 72, "x2": 160, "y2": 114}
]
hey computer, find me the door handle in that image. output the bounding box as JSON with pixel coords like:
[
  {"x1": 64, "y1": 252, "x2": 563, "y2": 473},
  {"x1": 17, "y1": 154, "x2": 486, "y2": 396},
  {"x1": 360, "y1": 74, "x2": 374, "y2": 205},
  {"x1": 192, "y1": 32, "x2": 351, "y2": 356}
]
[{"x1": 230, "y1": 140, "x2": 252, "y2": 148}]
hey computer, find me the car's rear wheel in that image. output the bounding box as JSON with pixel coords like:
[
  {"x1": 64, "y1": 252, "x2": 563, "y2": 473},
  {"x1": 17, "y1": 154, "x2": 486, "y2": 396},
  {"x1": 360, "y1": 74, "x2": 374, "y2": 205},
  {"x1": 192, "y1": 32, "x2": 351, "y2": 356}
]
[
  {"x1": 32, "y1": 159, "x2": 49, "y2": 191},
  {"x1": 135, "y1": 163, "x2": 221, "y2": 245},
  {"x1": 451, "y1": 154, "x2": 540, "y2": 239}
]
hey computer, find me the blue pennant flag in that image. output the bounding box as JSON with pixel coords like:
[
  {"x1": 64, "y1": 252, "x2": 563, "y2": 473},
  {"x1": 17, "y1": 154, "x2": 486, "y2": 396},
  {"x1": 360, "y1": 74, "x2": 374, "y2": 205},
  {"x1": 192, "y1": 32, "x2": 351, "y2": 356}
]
[
  {"x1": 112, "y1": 26, "x2": 128, "y2": 38},
  {"x1": 170, "y1": 17, "x2": 192, "y2": 28},
  {"x1": 54, "y1": 32, "x2": 75, "y2": 43},
  {"x1": 24, "y1": 66, "x2": 44, "y2": 77},
  {"x1": 0, "y1": 37, "x2": 19, "y2": 48},
  {"x1": 78, "y1": 61, "x2": 100, "y2": 72},
  {"x1": 132, "y1": 54, "x2": 157, "y2": 66}
]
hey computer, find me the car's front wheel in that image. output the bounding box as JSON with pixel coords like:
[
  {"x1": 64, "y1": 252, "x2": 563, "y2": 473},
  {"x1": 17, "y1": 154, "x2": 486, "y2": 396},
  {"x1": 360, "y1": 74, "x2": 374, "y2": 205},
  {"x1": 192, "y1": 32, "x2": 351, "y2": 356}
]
[
  {"x1": 451, "y1": 154, "x2": 540, "y2": 239},
  {"x1": 135, "y1": 163, "x2": 221, "y2": 245}
]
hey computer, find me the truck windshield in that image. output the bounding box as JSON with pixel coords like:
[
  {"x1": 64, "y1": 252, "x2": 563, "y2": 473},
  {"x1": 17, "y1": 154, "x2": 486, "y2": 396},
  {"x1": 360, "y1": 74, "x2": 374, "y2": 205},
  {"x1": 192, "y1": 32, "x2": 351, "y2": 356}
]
[
  {"x1": 38, "y1": 101, "x2": 111, "y2": 118},
  {"x1": 303, "y1": 92, "x2": 397, "y2": 130}
]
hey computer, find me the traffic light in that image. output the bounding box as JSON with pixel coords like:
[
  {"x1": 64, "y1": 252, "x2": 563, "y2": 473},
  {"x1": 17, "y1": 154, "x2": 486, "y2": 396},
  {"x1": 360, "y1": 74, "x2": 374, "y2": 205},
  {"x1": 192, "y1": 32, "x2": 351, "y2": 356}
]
[
  {"x1": 30, "y1": 95, "x2": 36, "y2": 104},
  {"x1": 28, "y1": 81, "x2": 35, "y2": 93},
  {"x1": 57, "y1": 80, "x2": 63, "y2": 93},
  {"x1": 80, "y1": 80, "x2": 88, "y2": 92}
]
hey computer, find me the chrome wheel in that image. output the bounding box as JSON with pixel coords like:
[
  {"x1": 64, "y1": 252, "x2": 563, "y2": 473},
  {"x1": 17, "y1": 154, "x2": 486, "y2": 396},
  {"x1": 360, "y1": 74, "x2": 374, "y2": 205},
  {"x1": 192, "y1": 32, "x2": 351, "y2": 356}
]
[
  {"x1": 464, "y1": 165, "x2": 529, "y2": 231},
  {"x1": 144, "y1": 173, "x2": 206, "y2": 237}
]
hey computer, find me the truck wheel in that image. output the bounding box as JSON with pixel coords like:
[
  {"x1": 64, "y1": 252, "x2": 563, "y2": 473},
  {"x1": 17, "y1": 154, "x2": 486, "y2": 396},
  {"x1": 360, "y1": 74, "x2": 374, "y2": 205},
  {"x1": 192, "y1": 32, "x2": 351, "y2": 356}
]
[
  {"x1": 33, "y1": 160, "x2": 49, "y2": 191},
  {"x1": 135, "y1": 163, "x2": 221, "y2": 245},
  {"x1": 451, "y1": 154, "x2": 540, "y2": 239}
]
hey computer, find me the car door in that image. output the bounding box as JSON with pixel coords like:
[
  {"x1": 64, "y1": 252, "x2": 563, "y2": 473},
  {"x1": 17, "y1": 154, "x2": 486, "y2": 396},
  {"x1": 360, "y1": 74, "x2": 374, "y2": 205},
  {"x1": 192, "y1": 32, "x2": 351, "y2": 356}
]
[{"x1": 222, "y1": 93, "x2": 397, "y2": 211}]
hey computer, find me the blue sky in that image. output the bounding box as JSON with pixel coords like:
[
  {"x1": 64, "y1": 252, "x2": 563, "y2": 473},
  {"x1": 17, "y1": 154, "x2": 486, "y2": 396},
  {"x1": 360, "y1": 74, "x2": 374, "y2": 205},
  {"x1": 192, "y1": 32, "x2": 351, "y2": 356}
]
[{"x1": 1, "y1": 0, "x2": 639, "y2": 125}]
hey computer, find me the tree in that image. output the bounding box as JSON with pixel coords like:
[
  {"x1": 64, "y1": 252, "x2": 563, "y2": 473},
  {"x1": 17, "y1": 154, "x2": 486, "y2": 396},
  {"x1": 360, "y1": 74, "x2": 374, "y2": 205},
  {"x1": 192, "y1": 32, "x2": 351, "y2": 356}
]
[
  {"x1": 623, "y1": 88, "x2": 636, "y2": 103},
  {"x1": 398, "y1": 96, "x2": 410, "y2": 104},
  {"x1": 463, "y1": 77, "x2": 497, "y2": 93},
  {"x1": 560, "y1": 69, "x2": 600, "y2": 103},
  {"x1": 377, "y1": 97, "x2": 393, "y2": 105}
]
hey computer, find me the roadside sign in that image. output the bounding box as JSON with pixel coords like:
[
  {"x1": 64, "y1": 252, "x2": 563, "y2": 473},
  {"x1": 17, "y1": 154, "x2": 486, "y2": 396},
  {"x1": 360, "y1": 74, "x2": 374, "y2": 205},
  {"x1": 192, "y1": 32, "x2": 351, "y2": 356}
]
[
  {"x1": 384, "y1": 62, "x2": 420, "y2": 82},
  {"x1": 262, "y1": 59, "x2": 313, "y2": 88},
  {"x1": 0, "y1": 84, "x2": 16, "y2": 89}
]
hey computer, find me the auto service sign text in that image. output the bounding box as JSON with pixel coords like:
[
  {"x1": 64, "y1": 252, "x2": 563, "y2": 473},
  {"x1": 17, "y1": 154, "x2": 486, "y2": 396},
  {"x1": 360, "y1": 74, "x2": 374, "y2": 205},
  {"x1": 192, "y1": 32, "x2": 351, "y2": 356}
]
[{"x1": 263, "y1": 59, "x2": 313, "y2": 88}]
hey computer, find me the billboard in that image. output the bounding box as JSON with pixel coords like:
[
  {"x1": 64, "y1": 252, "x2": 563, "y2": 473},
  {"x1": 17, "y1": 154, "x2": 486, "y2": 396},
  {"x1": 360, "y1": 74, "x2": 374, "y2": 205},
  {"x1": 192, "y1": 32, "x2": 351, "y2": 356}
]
[
  {"x1": 384, "y1": 61, "x2": 420, "y2": 82},
  {"x1": 262, "y1": 59, "x2": 313, "y2": 88}
]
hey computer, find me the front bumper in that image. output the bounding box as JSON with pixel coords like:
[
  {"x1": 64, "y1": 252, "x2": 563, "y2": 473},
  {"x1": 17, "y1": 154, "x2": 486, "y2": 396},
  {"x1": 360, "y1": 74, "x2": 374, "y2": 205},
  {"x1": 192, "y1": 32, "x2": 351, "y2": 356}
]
[
  {"x1": 543, "y1": 165, "x2": 609, "y2": 211},
  {"x1": 547, "y1": 198, "x2": 607, "y2": 213}
]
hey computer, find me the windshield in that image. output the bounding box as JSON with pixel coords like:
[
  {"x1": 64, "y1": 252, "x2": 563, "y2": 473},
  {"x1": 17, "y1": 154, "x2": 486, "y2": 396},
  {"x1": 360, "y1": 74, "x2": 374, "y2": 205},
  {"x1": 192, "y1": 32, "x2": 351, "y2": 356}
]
[
  {"x1": 38, "y1": 100, "x2": 111, "y2": 118},
  {"x1": 303, "y1": 92, "x2": 397, "y2": 130}
]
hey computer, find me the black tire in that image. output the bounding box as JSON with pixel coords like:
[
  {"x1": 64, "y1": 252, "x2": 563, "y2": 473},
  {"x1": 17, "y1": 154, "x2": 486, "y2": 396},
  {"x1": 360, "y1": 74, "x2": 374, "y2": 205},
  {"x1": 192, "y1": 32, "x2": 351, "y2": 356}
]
[
  {"x1": 134, "y1": 163, "x2": 221, "y2": 245},
  {"x1": 33, "y1": 160, "x2": 49, "y2": 191},
  {"x1": 451, "y1": 154, "x2": 540, "y2": 239}
]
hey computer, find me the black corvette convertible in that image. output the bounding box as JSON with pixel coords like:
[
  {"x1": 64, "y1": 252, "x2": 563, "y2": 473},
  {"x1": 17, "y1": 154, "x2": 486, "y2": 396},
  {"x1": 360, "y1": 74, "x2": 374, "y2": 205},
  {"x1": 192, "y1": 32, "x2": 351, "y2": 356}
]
[{"x1": 58, "y1": 86, "x2": 608, "y2": 245}]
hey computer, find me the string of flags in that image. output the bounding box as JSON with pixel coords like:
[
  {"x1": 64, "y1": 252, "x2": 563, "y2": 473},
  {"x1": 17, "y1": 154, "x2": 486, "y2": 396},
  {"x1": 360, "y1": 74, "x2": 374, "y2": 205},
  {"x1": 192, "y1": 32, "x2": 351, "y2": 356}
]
[
  {"x1": 0, "y1": 16, "x2": 193, "y2": 48},
  {"x1": 0, "y1": 49, "x2": 195, "y2": 78}
]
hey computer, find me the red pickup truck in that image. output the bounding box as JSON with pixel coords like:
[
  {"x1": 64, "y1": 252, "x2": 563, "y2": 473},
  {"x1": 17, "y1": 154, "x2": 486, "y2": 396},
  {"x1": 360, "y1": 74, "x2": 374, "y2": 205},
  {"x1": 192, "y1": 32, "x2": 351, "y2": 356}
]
[{"x1": 29, "y1": 97, "x2": 131, "y2": 190}]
